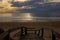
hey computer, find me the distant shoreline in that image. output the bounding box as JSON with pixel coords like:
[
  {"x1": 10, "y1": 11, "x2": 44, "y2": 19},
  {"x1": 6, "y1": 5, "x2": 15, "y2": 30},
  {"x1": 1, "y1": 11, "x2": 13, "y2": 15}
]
[{"x1": 0, "y1": 17, "x2": 60, "y2": 22}]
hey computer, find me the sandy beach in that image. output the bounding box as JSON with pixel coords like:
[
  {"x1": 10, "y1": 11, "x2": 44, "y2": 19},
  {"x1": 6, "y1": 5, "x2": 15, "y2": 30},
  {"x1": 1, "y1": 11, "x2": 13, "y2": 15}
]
[{"x1": 0, "y1": 21, "x2": 60, "y2": 32}]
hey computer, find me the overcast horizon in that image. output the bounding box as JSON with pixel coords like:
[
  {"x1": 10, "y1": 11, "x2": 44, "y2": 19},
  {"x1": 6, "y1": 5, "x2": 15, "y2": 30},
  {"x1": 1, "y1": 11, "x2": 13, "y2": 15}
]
[{"x1": 0, "y1": 0, "x2": 60, "y2": 22}]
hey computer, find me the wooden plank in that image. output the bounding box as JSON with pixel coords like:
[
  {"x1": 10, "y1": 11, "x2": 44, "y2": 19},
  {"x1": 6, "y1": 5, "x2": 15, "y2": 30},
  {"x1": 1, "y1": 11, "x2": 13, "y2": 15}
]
[{"x1": 0, "y1": 31, "x2": 9, "y2": 38}]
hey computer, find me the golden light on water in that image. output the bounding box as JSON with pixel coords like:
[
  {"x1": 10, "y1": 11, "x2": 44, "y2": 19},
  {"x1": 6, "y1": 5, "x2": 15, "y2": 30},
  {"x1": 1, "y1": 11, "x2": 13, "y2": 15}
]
[
  {"x1": 0, "y1": 13, "x2": 12, "y2": 17},
  {"x1": 20, "y1": 13, "x2": 33, "y2": 20}
]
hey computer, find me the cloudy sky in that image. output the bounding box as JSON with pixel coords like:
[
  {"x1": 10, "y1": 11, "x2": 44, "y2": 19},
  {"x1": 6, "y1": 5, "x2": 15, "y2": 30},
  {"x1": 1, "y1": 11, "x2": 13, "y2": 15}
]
[
  {"x1": 49, "y1": 0, "x2": 60, "y2": 2},
  {"x1": 0, "y1": 0, "x2": 60, "y2": 17},
  {"x1": 12, "y1": 0, "x2": 60, "y2": 2},
  {"x1": 0, "y1": 0, "x2": 60, "y2": 22},
  {"x1": 1, "y1": 0, "x2": 60, "y2": 2}
]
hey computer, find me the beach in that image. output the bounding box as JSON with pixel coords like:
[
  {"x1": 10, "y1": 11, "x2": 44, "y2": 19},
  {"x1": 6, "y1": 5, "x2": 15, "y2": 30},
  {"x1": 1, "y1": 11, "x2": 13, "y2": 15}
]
[
  {"x1": 0, "y1": 21, "x2": 60, "y2": 40},
  {"x1": 0, "y1": 21, "x2": 60, "y2": 32}
]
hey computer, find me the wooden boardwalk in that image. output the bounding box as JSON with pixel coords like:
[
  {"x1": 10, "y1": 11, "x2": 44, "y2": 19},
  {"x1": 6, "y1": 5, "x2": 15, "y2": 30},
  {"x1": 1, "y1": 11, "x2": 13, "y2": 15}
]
[
  {"x1": 20, "y1": 33, "x2": 41, "y2": 40},
  {"x1": 10, "y1": 28, "x2": 52, "y2": 40},
  {"x1": 0, "y1": 27, "x2": 60, "y2": 40},
  {"x1": 12, "y1": 33, "x2": 42, "y2": 40}
]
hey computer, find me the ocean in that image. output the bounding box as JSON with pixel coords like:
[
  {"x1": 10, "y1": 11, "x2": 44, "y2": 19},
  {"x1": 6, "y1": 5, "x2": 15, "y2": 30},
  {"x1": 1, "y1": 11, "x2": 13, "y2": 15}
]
[{"x1": 0, "y1": 13, "x2": 60, "y2": 22}]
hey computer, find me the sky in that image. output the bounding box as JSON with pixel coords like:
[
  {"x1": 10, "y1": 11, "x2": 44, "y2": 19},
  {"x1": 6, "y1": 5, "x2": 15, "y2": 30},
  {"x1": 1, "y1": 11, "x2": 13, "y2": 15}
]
[
  {"x1": 0, "y1": 0, "x2": 60, "y2": 17},
  {"x1": 49, "y1": 0, "x2": 60, "y2": 2},
  {"x1": 0, "y1": 0, "x2": 60, "y2": 22},
  {"x1": 12, "y1": 0, "x2": 60, "y2": 2},
  {"x1": 1, "y1": 0, "x2": 60, "y2": 2}
]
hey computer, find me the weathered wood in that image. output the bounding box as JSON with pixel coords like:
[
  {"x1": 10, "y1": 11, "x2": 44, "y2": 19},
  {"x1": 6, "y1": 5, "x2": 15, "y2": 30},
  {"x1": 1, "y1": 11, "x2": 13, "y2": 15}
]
[
  {"x1": 52, "y1": 31, "x2": 56, "y2": 40},
  {"x1": 20, "y1": 27, "x2": 27, "y2": 37},
  {"x1": 0, "y1": 32, "x2": 8, "y2": 38},
  {"x1": 41, "y1": 28, "x2": 44, "y2": 40}
]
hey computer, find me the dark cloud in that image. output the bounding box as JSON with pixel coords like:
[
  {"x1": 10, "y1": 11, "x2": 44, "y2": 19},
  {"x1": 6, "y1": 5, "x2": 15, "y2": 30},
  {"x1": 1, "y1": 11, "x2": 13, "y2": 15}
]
[
  {"x1": 11, "y1": 1, "x2": 23, "y2": 7},
  {"x1": 11, "y1": 0, "x2": 60, "y2": 17}
]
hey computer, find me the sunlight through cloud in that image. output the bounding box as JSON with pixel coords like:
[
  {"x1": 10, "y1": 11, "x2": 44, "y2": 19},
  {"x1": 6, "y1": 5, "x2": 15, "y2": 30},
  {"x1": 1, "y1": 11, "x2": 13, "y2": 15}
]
[
  {"x1": 15, "y1": 0, "x2": 30, "y2": 2},
  {"x1": 19, "y1": 13, "x2": 33, "y2": 20}
]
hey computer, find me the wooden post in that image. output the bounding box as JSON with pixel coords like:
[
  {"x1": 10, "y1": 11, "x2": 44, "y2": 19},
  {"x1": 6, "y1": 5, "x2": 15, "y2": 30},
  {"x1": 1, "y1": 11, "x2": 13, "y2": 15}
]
[
  {"x1": 37, "y1": 30, "x2": 40, "y2": 36},
  {"x1": 41, "y1": 28, "x2": 44, "y2": 40},
  {"x1": 20, "y1": 26, "x2": 27, "y2": 37},
  {"x1": 20, "y1": 27, "x2": 24, "y2": 37},
  {"x1": 52, "y1": 31, "x2": 56, "y2": 40},
  {"x1": 25, "y1": 27, "x2": 27, "y2": 35},
  {"x1": 20, "y1": 27, "x2": 27, "y2": 40}
]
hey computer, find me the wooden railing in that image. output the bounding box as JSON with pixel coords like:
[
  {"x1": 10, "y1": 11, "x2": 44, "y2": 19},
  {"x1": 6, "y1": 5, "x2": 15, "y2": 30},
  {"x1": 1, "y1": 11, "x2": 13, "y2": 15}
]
[
  {"x1": 0, "y1": 27, "x2": 44, "y2": 40},
  {"x1": 0, "y1": 27, "x2": 60, "y2": 40},
  {"x1": 0, "y1": 27, "x2": 21, "y2": 40}
]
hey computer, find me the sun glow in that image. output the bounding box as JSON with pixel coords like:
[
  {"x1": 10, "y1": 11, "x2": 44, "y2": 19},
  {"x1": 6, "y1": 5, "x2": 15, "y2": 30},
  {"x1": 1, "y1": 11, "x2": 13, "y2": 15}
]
[
  {"x1": 0, "y1": 0, "x2": 17, "y2": 12},
  {"x1": 20, "y1": 13, "x2": 33, "y2": 20},
  {"x1": 17, "y1": 0, "x2": 29, "y2": 2}
]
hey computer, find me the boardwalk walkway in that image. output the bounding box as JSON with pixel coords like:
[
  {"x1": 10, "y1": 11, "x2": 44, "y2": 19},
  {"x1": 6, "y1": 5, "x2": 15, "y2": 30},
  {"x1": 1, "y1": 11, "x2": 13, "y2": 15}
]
[
  {"x1": 10, "y1": 28, "x2": 52, "y2": 40},
  {"x1": 0, "y1": 27, "x2": 60, "y2": 40},
  {"x1": 20, "y1": 33, "x2": 41, "y2": 40},
  {"x1": 10, "y1": 31, "x2": 42, "y2": 40}
]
